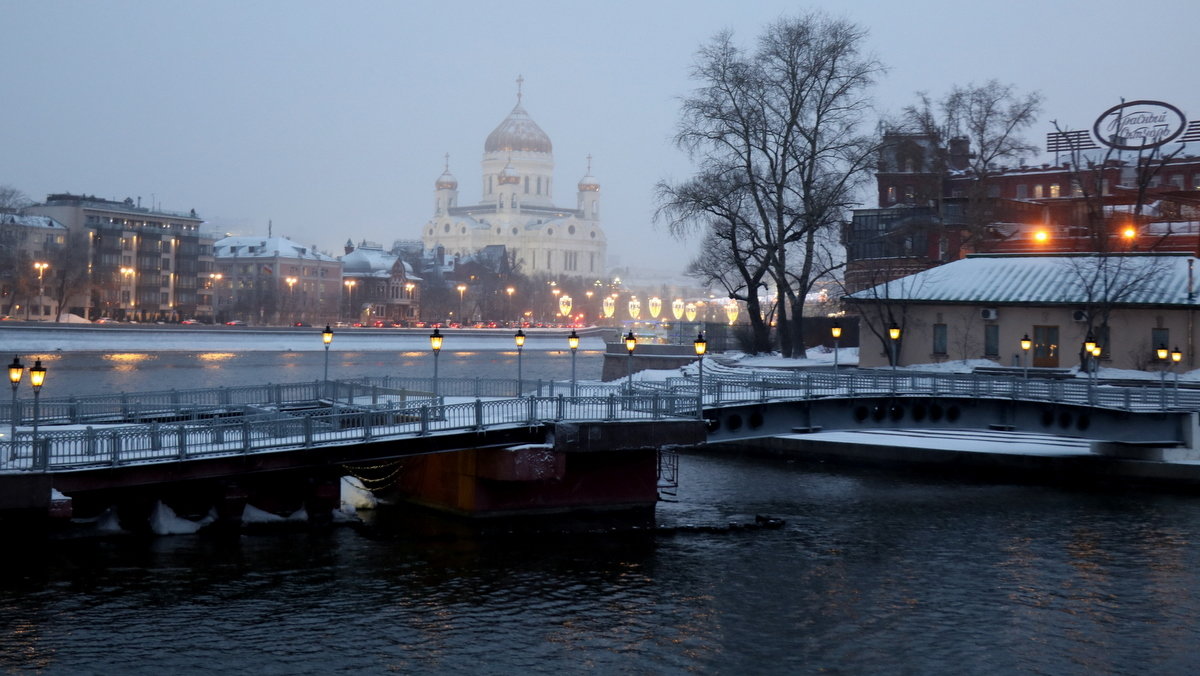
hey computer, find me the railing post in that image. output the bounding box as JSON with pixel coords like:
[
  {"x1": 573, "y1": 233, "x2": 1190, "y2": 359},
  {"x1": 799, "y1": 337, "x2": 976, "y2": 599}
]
[
  {"x1": 371, "y1": 385, "x2": 379, "y2": 405},
  {"x1": 527, "y1": 396, "x2": 537, "y2": 425},
  {"x1": 150, "y1": 422, "x2": 162, "y2": 451},
  {"x1": 363, "y1": 410, "x2": 372, "y2": 441},
  {"x1": 475, "y1": 398, "x2": 485, "y2": 429},
  {"x1": 242, "y1": 419, "x2": 252, "y2": 453},
  {"x1": 474, "y1": 377, "x2": 481, "y2": 398},
  {"x1": 70, "y1": 397, "x2": 80, "y2": 424},
  {"x1": 556, "y1": 394, "x2": 564, "y2": 421},
  {"x1": 304, "y1": 415, "x2": 313, "y2": 447},
  {"x1": 37, "y1": 437, "x2": 49, "y2": 471},
  {"x1": 652, "y1": 392, "x2": 661, "y2": 420},
  {"x1": 607, "y1": 393, "x2": 616, "y2": 421},
  {"x1": 121, "y1": 393, "x2": 129, "y2": 419},
  {"x1": 420, "y1": 405, "x2": 430, "y2": 436},
  {"x1": 109, "y1": 431, "x2": 121, "y2": 466},
  {"x1": 804, "y1": 374, "x2": 812, "y2": 399},
  {"x1": 176, "y1": 425, "x2": 187, "y2": 460},
  {"x1": 86, "y1": 426, "x2": 96, "y2": 456}
]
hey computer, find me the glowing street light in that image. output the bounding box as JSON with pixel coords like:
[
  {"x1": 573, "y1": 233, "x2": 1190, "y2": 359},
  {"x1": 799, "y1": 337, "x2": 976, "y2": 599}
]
[
  {"x1": 430, "y1": 328, "x2": 443, "y2": 397},
  {"x1": 1158, "y1": 343, "x2": 1170, "y2": 407},
  {"x1": 8, "y1": 356, "x2": 22, "y2": 457},
  {"x1": 888, "y1": 322, "x2": 901, "y2": 371},
  {"x1": 624, "y1": 330, "x2": 637, "y2": 391},
  {"x1": 344, "y1": 279, "x2": 357, "y2": 321},
  {"x1": 694, "y1": 332, "x2": 707, "y2": 416},
  {"x1": 322, "y1": 325, "x2": 333, "y2": 384},
  {"x1": 1172, "y1": 346, "x2": 1184, "y2": 405},
  {"x1": 29, "y1": 359, "x2": 45, "y2": 460},
  {"x1": 831, "y1": 322, "x2": 842, "y2": 372},
  {"x1": 33, "y1": 261, "x2": 49, "y2": 318},
  {"x1": 515, "y1": 329, "x2": 525, "y2": 395},
  {"x1": 506, "y1": 286, "x2": 515, "y2": 324},
  {"x1": 568, "y1": 329, "x2": 580, "y2": 397},
  {"x1": 1020, "y1": 334, "x2": 1032, "y2": 379}
]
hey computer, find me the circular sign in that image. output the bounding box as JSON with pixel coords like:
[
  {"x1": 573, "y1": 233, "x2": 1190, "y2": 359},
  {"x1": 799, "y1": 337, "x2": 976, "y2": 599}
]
[{"x1": 1093, "y1": 100, "x2": 1186, "y2": 151}]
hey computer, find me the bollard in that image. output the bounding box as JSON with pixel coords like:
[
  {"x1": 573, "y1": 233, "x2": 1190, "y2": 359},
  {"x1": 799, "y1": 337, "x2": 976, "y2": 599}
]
[
  {"x1": 86, "y1": 426, "x2": 97, "y2": 456},
  {"x1": 607, "y1": 393, "x2": 616, "y2": 421},
  {"x1": 556, "y1": 394, "x2": 564, "y2": 421},
  {"x1": 110, "y1": 430, "x2": 121, "y2": 466},
  {"x1": 475, "y1": 398, "x2": 485, "y2": 430},
  {"x1": 242, "y1": 419, "x2": 252, "y2": 452},
  {"x1": 420, "y1": 404, "x2": 430, "y2": 436},
  {"x1": 527, "y1": 396, "x2": 538, "y2": 425},
  {"x1": 150, "y1": 423, "x2": 162, "y2": 451}
]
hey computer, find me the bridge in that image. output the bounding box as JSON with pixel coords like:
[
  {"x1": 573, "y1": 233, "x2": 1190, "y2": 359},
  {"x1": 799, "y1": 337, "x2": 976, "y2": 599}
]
[{"x1": 3, "y1": 366, "x2": 1199, "y2": 526}]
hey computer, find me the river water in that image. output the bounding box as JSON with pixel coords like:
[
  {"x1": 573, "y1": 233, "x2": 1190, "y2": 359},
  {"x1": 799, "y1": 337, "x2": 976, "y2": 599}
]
[{"x1": 3, "y1": 337, "x2": 1200, "y2": 674}]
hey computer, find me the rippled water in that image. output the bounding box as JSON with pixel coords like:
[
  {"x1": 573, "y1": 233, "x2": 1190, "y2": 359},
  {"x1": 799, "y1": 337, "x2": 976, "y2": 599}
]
[
  {"x1": 5, "y1": 453, "x2": 1200, "y2": 674},
  {"x1": 4, "y1": 350, "x2": 1200, "y2": 673}
]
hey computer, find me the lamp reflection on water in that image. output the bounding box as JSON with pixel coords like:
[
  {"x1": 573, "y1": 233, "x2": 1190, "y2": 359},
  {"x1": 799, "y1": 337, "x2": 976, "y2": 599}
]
[{"x1": 102, "y1": 353, "x2": 154, "y2": 372}]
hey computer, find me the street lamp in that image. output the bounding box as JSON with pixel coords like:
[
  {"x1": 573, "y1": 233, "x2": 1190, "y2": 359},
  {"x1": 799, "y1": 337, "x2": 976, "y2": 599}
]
[
  {"x1": 514, "y1": 329, "x2": 525, "y2": 396},
  {"x1": 568, "y1": 329, "x2": 579, "y2": 397},
  {"x1": 456, "y1": 284, "x2": 467, "y2": 324},
  {"x1": 1172, "y1": 346, "x2": 1183, "y2": 405},
  {"x1": 33, "y1": 261, "x2": 49, "y2": 319},
  {"x1": 344, "y1": 279, "x2": 357, "y2": 322},
  {"x1": 322, "y1": 325, "x2": 333, "y2": 385},
  {"x1": 1158, "y1": 343, "x2": 1170, "y2": 407},
  {"x1": 8, "y1": 356, "x2": 22, "y2": 458},
  {"x1": 1020, "y1": 334, "x2": 1032, "y2": 379},
  {"x1": 888, "y1": 322, "x2": 901, "y2": 371},
  {"x1": 831, "y1": 322, "x2": 842, "y2": 372},
  {"x1": 624, "y1": 330, "x2": 637, "y2": 392},
  {"x1": 506, "y1": 286, "x2": 515, "y2": 325},
  {"x1": 430, "y1": 327, "x2": 443, "y2": 397},
  {"x1": 29, "y1": 359, "x2": 45, "y2": 462},
  {"x1": 694, "y1": 332, "x2": 707, "y2": 415}
]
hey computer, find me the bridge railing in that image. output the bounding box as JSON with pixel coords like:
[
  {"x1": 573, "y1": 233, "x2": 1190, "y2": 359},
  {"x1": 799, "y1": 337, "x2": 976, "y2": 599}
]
[{"x1": 2, "y1": 393, "x2": 701, "y2": 472}]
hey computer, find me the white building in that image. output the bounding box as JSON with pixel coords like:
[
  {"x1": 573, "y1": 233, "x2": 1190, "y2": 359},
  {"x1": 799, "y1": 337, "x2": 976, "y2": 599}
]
[{"x1": 420, "y1": 81, "x2": 607, "y2": 279}]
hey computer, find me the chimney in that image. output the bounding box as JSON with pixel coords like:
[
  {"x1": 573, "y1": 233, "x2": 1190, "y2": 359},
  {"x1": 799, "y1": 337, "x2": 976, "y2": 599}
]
[{"x1": 948, "y1": 137, "x2": 971, "y2": 171}]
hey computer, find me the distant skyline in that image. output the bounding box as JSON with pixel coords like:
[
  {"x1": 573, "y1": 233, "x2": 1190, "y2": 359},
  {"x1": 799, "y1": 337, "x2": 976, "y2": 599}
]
[{"x1": 2, "y1": 0, "x2": 1198, "y2": 275}]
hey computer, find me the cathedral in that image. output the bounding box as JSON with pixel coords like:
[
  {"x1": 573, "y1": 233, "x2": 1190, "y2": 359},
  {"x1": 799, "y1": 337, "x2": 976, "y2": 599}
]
[{"x1": 420, "y1": 78, "x2": 608, "y2": 279}]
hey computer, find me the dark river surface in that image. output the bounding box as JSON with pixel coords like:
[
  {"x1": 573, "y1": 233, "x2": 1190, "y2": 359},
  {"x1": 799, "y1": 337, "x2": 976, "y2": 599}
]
[{"x1": 3, "y1": 347, "x2": 1200, "y2": 674}]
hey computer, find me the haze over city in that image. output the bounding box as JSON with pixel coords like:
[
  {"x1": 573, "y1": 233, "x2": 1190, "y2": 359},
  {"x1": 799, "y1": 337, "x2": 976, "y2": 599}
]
[{"x1": 2, "y1": 0, "x2": 1197, "y2": 274}]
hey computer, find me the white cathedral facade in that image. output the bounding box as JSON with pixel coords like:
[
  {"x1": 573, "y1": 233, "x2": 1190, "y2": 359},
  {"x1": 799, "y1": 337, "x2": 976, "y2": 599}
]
[{"x1": 420, "y1": 82, "x2": 607, "y2": 279}]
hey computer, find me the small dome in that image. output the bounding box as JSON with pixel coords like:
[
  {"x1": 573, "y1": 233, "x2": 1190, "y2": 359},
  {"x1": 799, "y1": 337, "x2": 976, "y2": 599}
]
[
  {"x1": 485, "y1": 103, "x2": 553, "y2": 154},
  {"x1": 498, "y1": 159, "x2": 521, "y2": 185},
  {"x1": 435, "y1": 169, "x2": 457, "y2": 190},
  {"x1": 578, "y1": 173, "x2": 600, "y2": 192}
]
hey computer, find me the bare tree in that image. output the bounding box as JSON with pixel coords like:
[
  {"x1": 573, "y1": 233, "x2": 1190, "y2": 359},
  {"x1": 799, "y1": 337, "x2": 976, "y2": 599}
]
[
  {"x1": 901, "y1": 80, "x2": 1043, "y2": 251},
  {"x1": 0, "y1": 185, "x2": 32, "y2": 214},
  {"x1": 658, "y1": 13, "x2": 883, "y2": 357},
  {"x1": 49, "y1": 229, "x2": 93, "y2": 321}
]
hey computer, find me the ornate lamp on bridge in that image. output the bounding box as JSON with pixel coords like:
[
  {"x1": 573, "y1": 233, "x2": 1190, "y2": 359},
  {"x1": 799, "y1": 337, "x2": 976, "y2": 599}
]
[
  {"x1": 430, "y1": 328, "x2": 443, "y2": 398},
  {"x1": 321, "y1": 325, "x2": 333, "y2": 385},
  {"x1": 29, "y1": 359, "x2": 45, "y2": 460},
  {"x1": 888, "y1": 322, "x2": 901, "y2": 371},
  {"x1": 568, "y1": 329, "x2": 580, "y2": 397},
  {"x1": 8, "y1": 356, "x2": 22, "y2": 457},
  {"x1": 1158, "y1": 343, "x2": 1171, "y2": 407},
  {"x1": 1172, "y1": 346, "x2": 1184, "y2": 405},
  {"x1": 831, "y1": 322, "x2": 842, "y2": 373},
  {"x1": 1020, "y1": 334, "x2": 1032, "y2": 379},
  {"x1": 624, "y1": 330, "x2": 637, "y2": 392},
  {"x1": 694, "y1": 332, "x2": 707, "y2": 415},
  {"x1": 515, "y1": 329, "x2": 526, "y2": 396}
]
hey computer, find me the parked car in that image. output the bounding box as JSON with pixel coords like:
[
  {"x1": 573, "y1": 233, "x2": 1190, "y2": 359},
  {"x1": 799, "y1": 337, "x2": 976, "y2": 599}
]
[
  {"x1": 224, "y1": 320, "x2": 246, "y2": 326},
  {"x1": 181, "y1": 319, "x2": 201, "y2": 325},
  {"x1": 293, "y1": 321, "x2": 310, "y2": 327},
  {"x1": 93, "y1": 317, "x2": 117, "y2": 324}
]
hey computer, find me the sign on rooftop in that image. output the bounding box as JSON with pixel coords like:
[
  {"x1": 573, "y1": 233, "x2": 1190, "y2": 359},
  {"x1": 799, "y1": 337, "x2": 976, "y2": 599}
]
[{"x1": 1046, "y1": 99, "x2": 1200, "y2": 154}]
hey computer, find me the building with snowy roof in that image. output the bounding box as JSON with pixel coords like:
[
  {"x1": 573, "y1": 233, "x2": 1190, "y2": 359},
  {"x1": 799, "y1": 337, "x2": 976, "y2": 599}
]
[
  {"x1": 213, "y1": 236, "x2": 342, "y2": 324},
  {"x1": 419, "y1": 78, "x2": 607, "y2": 279},
  {"x1": 0, "y1": 213, "x2": 69, "y2": 320},
  {"x1": 845, "y1": 253, "x2": 1200, "y2": 372},
  {"x1": 341, "y1": 240, "x2": 421, "y2": 323}
]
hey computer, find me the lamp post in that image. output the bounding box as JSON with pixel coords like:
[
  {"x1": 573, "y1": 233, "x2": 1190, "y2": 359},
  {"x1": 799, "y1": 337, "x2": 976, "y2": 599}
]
[
  {"x1": 514, "y1": 329, "x2": 525, "y2": 396},
  {"x1": 29, "y1": 359, "x2": 45, "y2": 463},
  {"x1": 506, "y1": 286, "x2": 515, "y2": 325},
  {"x1": 33, "y1": 261, "x2": 49, "y2": 320},
  {"x1": 568, "y1": 329, "x2": 580, "y2": 397},
  {"x1": 285, "y1": 276, "x2": 298, "y2": 323},
  {"x1": 430, "y1": 328, "x2": 443, "y2": 398},
  {"x1": 694, "y1": 332, "x2": 707, "y2": 415},
  {"x1": 8, "y1": 356, "x2": 22, "y2": 459},
  {"x1": 1172, "y1": 346, "x2": 1183, "y2": 405},
  {"x1": 322, "y1": 325, "x2": 333, "y2": 384},
  {"x1": 1020, "y1": 334, "x2": 1032, "y2": 379},
  {"x1": 344, "y1": 279, "x2": 357, "y2": 322},
  {"x1": 624, "y1": 330, "x2": 637, "y2": 392},
  {"x1": 831, "y1": 322, "x2": 842, "y2": 373},
  {"x1": 1157, "y1": 343, "x2": 1170, "y2": 408},
  {"x1": 888, "y1": 322, "x2": 901, "y2": 371},
  {"x1": 456, "y1": 284, "x2": 467, "y2": 324}
]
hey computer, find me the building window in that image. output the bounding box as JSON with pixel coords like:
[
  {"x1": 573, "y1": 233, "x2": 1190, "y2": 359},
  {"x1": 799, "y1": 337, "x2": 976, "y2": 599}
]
[
  {"x1": 1152, "y1": 327, "x2": 1170, "y2": 355},
  {"x1": 537, "y1": 177, "x2": 542, "y2": 194},
  {"x1": 984, "y1": 324, "x2": 999, "y2": 357},
  {"x1": 886, "y1": 186, "x2": 896, "y2": 203},
  {"x1": 932, "y1": 324, "x2": 948, "y2": 355},
  {"x1": 987, "y1": 184, "x2": 1000, "y2": 198},
  {"x1": 1016, "y1": 184, "x2": 1028, "y2": 199},
  {"x1": 903, "y1": 185, "x2": 915, "y2": 201},
  {"x1": 1193, "y1": 174, "x2": 1200, "y2": 190},
  {"x1": 1169, "y1": 174, "x2": 1185, "y2": 189},
  {"x1": 1049, "y1": 183, "x2": 1061, "y2": 198},
  {"x1": 1071, "y1": 179, "x2": 1083, "y2": 196},
  {"x1": 524, "y1": 177, "x2": 529, "y2": 194}
]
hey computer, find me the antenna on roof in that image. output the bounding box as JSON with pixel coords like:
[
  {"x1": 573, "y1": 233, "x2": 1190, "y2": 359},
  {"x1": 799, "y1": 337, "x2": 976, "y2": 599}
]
[{"x1": 268, "y1": 219, "x2": 273, "y2": 237}]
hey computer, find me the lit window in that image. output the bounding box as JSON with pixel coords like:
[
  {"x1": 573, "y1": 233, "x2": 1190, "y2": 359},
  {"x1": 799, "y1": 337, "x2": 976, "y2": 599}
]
[
  {"x1": 1033, "y1": 184, "x2": 1044, "y2": 198},
  {"x1": 886, "y1": 186, "x2": 896, "y2": 203},
  {"x1": 1049, "y1": 183, "x2": 1061, "y2": 198}
]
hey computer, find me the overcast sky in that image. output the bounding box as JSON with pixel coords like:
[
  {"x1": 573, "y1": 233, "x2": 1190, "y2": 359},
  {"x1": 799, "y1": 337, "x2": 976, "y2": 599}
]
[{"x1": 2, "y1": 0, "x2": 1197, "y2": 275}]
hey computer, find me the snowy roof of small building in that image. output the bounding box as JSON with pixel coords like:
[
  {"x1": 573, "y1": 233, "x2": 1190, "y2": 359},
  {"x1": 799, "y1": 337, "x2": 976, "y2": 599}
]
[
  {"x1": 0, "y1": 213, "x2": 66, "y2": 229},
  {"x1": 846, "y1": 253, "x2": 1200, "y2": 307},
  {"x1": 342, "y1": 246, "x2": 416, "y2": 277},
  {"x1": 213, "y1": 236, "x2": 338, "y2": 262}
]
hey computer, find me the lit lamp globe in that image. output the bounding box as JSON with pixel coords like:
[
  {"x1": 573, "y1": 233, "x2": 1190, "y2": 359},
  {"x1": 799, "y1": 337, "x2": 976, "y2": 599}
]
[
  {"x1": 1172, "y1": 346, "x2": 1183, "y2": 364},
  {"x1": 625, "y1": 331, "x2": 637, "y2": 353},
  {"x1": 685, "y1": 303, "x2": 697, "y2": 323},
  {"x1": 1020, "y1": 334, "x2": 1031, "y2": 351},
  {"x1": 8, "y1": 356, "x2": 23, "y2": 388},
  {"x1": 514, "y1": 328, "x2": 526, "y2": 349},
  {"x1": 30, "y1": 359, "x2": 46, "y2": 389},
  {"x1": 671, "y1": 299, "x2": 685, "y2": 321},
  {"x1": 559, "y1": 295, "x2": 572, "y2": 317},
  {"x1": 693, "y1": 332, "x2": 707, "y2": 356},
  {"x1": 831, "y1": 323, "x2": 842, "y2": 340},
  {"x1": 648, "y1": 297, "x2": 662, "y2": 319},
  {"x1": 602, "y1": 296, "x2": 615, "y2": 318},
  {"x1": 568, "y1": 329, "x2": 580, "y2": 351},
  {"x1": 628, "y1": 298, "x2": 641, "y2": 320},
  {"x1": 1157, "y1": 344, "x2": 1169, "y2": 361},
  {"x1": 322, "y1": 325, "x2": 334, "y2": 345},
  {"x1": 888, "y1": 323, "x2": 901, "y2": 341},
  {"x1": 725, "y1": 301, "x2": 739, "y2": 325},
  {"x1": 430, "y1": 327, "x2": 443, "y2": 352}
]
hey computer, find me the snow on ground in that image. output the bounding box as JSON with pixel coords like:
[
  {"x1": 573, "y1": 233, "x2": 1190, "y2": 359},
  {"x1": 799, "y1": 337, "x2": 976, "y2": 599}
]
[{"x1": 149, "y1": 501, "x2": 216, "y2": 535}]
